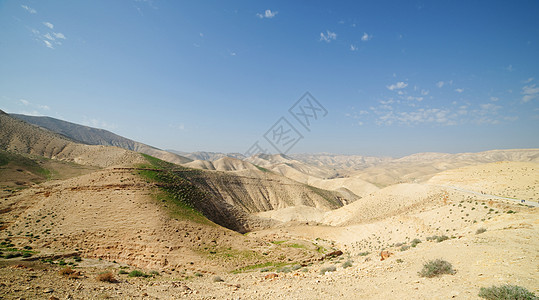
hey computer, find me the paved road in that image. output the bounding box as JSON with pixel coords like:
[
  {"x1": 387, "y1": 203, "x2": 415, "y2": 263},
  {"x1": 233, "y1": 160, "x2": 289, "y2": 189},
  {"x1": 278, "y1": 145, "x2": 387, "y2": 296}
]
[{"x1": 431, "y1": 184, "x2": 539, "y2": 208}]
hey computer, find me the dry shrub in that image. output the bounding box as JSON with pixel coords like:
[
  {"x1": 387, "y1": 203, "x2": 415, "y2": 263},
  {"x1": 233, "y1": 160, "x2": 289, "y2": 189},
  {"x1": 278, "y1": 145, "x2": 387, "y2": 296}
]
[
  {"x1": 59, "y1": 267, "x2": 75, "y2": 276},
  {"x1": 96, "y1": 271, "x2": 116, "y2": 283}
]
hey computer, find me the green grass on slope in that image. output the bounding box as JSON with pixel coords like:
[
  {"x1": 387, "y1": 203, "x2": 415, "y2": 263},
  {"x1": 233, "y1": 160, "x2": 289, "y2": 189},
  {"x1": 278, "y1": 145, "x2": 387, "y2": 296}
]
[
  {"x1": 0, "y1": 150, "x2": 51, "y2": 179},
  {"x1": 137, "y1": 154, "x2": 214, "y2": 225}
]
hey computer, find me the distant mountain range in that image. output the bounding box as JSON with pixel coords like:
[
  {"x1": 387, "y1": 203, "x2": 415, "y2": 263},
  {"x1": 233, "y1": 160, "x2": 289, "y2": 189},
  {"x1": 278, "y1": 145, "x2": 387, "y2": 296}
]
[{"x1": 11, "y1": 114, "x2": 192, "y2": 165}]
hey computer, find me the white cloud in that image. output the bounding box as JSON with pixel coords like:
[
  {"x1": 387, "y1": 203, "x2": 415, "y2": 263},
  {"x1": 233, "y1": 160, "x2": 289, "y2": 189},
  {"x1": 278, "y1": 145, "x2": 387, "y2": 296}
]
[
  {"x1": 320, "y1": 30, "x2": 337, "y2": 42},
  {"x1": 522, "y1": 84, "x2": 539, "y2": 103},
  {"x1": 361, "y1": 32, "x2": 372, "y2": 41},
  {"x1": 420, "y1": 89, "x2": 429, "y2": 96},
  {"x1": 53, "y1": 32, "x2": 66, "y2": 39},
  {"x1": 21, "y1": 5, "x2": 36, "y2": 14},
  {"x1": 506, "y1": 64, "x2": 513, "y2": 72},
  {"x1": 43, "y1": 40, "x2": 54, "y2": 49},
  {"x1": 490, "y1": 97, "x2": 499, "y2": 102},
  {"x1": 257, "y1": 9, "x2": 278, "y2": 19},
  {"x1": 18, "y1": 99, "x2": 50, "y2": 113},
  {"x1": 523, "y1": 77, "x2": 534, "y2": 83},
  {"x1": 43, "y1": 22, "x2": 54, "y2": 29},
  {"x1": 375, "y1": 108, "x2": 455, "y2": 126},
  {"x1": 455, "y1": 88, "x2": 464, "y2": 93},
  {"x1": 44, "y1": 33, "x2": 55, "y2": 40},
  {"x1": 387, "y1": 81, "x2": 408, "y2": 91},
  {"x1": 350, "y1": 44, "x2": 358, "y2": 51},
  {"x1": 406, "y1": 96, "x2": 423, "y2": 102},
  {"x1": 436, "y1": 81, "x2": 445, "y2": 88}
]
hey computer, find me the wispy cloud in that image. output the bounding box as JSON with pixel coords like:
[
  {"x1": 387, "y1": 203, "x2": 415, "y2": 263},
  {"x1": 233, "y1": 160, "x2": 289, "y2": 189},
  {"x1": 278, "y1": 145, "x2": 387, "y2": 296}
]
[
  {"x1": 361, "y1": 32, "x2": 372, "y2": 41},
  {"x1": 506, "y1": 64, "x2": 513, "y2": 72},
  {"x1": 436, "y1": 81, "x2": 444, "y2": 88},
  {"x1": 21, "y1": 5, "x2": 37, "y2": 14},
  {"x1": 387, "y1": 81, "x2": 408, "y2": 91},
  {"x1": 523, "y1": 77, "x2": 534, "y2": 84},
  {"x1": 18, "y1": 99, "x2": 50, "y2": 113},
  {"x1": 43, "y1": 22, "x2": 54, "y2": 29},
  {"x1": 350, "y1": 44, "x2": 358, "y2": 51},
  {"x1": 53, "y1": 32, "x2": 66, "y2": 39},
  {"x1": 455, "y1": 88, "x2": 464, "y2": 93},
  {"x1": 257, "y1": 9, "x2": 278, "y2": 19},
  {"x1": 43, "y1": 40, "x2": 54, "y2": 49},
  {"x1": 320, "y1": 30, "x2": 337, "y2": 43},
  {"x1": 522, "y1": 84, "x2": 539, "y2": 103},
  {"x1": 28, "y1": 23, "x2": 67, "y2": 49}
]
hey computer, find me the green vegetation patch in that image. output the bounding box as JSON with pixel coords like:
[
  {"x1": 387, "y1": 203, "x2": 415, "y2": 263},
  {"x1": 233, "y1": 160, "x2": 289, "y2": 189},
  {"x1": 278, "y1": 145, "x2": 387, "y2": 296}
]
[
  {"x1": 137, "y1": 154, "x2": 213, "y2": 225},
  {"x1": 0, "y1": 150, "x2": 51, "y2": 179},
  {"x1": 418, "y1": 259, "x2": 456, "y2": 278},
  {"x1": 478, "y1": 284, "x2": 537, "y2": 300}
]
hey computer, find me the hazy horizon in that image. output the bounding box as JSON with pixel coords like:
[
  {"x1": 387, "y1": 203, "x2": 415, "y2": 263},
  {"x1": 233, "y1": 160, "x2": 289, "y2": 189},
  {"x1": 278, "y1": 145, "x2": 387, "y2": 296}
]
[{"x1": 1, "y1": 1, "x2": 538, "y2": 157}]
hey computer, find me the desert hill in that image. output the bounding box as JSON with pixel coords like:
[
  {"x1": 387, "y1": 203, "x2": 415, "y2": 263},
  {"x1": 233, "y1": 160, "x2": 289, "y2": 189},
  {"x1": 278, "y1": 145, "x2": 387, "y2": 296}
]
[
  {"x1": 0, "y1": 112, "x2": 144, "y2": 168},
  {"x1": 350, "y1": 149, "x2": 539, "y2": 187},
  {"x1": 1, "y1": 112, "x2": 351, "y2": 232},
  {"x1": 183, "y1": 157, "x2": 259, "y2": 172},
  {"x1": 169, "y1": 150, "x2": 245, "y2": 161},
  {"x1": 289, "y1": 153, "x2": 393, "y2": 170},
  {"x1": 427, "y1": 161, "x2": 539, "y2": 202},
  {"x1": 11, "y1": 113, "x2": 192, "y2": 165}
]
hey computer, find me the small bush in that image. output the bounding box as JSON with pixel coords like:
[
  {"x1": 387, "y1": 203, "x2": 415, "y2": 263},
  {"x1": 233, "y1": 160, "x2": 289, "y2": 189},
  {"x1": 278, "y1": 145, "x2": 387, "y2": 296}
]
[
  {"x1": 149, "y1": 270, "x2": 160, "y2": 276},
  {"x1": 128, "y1": 270, "x2": 147, "y2": 277},
  {"x1": 476, "y1": 228, "x2": 487, "y2": 234},
  {"x1": 291, "y1": 264, "x2": 302, "y2": 271},
  {"x1": 118, "y1": 270, "x2": 128, "y2": 275},
  {"x1": 194, "y1": 272, "x2": 203, "y2": 277},
  {"x1": 411, "y1": 239, "x2": 422, "y2": 247},
  {"x1": 4, "y1": 252, "x2": 22, "y2": 259},
  {"x1": 400, "y1": 245, "x2": 410, "y2": 251},
  {"x1": 22, "y1": 252, "x2": 32, "y2": 258},
  {"x1": 418, "y1": 259, "x2": 456, "y2": 278},
  {"x1": 436, "y1": 235, "x2": 449, "y2": 243},
  {"x1": 478, "y1": 284, "x2": 536, "y2": 300},
  {"x1": 59, "y1": 267, "x2": 75, "y2": 276},
  {"x1": 342, "y1": 260, "x2": 353, "y2": 269},
  {"x1": 320, "y1": 265, "x2": 336, "y2": 275},
  {"x1": 96, "y1": 272, "x2": 116, "y2": 283},
  {"x1": 212, "y1": 276, "x2": 224, "y2": 282},
  {"x1": 358, "y1": 251, "x2": 370, "y2": 256},
  {"x1": 278, "y1": 267, "x2": 291, "y2": 273}
]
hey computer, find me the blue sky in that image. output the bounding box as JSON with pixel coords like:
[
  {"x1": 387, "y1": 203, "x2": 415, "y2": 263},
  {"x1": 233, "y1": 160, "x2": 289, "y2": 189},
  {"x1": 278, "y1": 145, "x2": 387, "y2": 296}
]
[{"x1": 1, "y1": 0, "x2": 538, "y2": 157}]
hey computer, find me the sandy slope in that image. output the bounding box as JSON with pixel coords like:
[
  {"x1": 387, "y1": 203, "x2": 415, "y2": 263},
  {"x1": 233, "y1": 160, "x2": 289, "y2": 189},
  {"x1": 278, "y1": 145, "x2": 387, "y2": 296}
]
[{"x1": 428, "y1": 161, "x2": 539, "y2": 202}]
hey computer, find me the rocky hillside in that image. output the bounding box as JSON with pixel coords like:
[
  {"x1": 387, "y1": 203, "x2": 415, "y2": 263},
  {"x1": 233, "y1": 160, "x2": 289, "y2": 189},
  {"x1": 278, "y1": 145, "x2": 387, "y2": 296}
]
[
  {"x1": 11, "y1": 113, "x2": 191, "y2": 165},
  {"x1": 0, "y1": 111, "x2": 143, "y2": 168}
]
